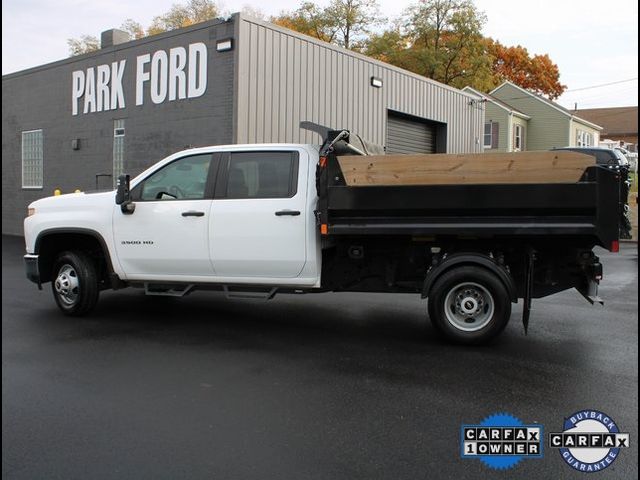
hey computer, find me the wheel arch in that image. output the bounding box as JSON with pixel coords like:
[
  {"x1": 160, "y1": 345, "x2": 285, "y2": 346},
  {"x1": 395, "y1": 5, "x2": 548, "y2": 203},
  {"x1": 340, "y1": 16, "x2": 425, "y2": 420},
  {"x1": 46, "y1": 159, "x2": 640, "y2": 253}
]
[
  {"x1": 34, "y1": 228, "x2": 117, "y2": 285},
  {"x1": 422, "y1": 253, "x2": 517, "y2": 302}
]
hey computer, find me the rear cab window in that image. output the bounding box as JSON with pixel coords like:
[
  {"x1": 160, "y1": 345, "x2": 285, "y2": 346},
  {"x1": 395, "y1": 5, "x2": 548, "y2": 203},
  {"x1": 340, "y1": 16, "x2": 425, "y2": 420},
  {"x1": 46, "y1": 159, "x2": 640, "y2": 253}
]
[{"x1": 217, "y1": 151, "x2": 299, "y2": 199}]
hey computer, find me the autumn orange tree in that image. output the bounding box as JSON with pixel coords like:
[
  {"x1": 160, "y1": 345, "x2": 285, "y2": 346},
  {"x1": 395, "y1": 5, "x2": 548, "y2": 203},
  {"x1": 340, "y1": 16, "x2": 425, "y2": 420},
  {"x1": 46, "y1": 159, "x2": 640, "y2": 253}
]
[{"x1": 487, "y1": 39, "x2": 566, "y2": 99}]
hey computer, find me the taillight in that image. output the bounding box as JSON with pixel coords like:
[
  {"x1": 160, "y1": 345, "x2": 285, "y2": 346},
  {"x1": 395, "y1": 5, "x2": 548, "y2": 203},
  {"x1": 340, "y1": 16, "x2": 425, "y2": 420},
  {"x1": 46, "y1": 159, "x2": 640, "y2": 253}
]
[{"x1": 610, "y1": 240, "x2": 619, "y2": 253}]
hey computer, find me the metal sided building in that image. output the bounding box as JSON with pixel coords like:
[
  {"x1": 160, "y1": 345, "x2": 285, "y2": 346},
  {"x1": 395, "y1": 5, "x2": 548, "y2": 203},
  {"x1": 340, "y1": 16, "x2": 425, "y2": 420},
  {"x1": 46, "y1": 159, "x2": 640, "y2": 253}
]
[{"x1": 2, "y1": 13, "x2": 484, "y2": 235}]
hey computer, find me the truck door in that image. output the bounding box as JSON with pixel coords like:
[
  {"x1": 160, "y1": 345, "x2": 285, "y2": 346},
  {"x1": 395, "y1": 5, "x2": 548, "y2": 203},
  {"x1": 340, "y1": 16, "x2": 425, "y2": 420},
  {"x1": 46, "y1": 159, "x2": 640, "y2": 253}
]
[
  {"x1": 210, "y1": 150, "x2": 308, "y2": 278},
  {"x1": 113, "y1": 153, "x2": 218, "y2": 277}
]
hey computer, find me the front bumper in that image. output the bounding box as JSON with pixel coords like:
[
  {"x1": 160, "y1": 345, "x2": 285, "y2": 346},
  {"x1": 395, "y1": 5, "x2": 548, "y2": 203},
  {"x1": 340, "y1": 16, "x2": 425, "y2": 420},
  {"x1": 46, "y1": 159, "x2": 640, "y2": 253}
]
[{"x1": 24, "y1": 254, "x2": 42, "y2": 288}]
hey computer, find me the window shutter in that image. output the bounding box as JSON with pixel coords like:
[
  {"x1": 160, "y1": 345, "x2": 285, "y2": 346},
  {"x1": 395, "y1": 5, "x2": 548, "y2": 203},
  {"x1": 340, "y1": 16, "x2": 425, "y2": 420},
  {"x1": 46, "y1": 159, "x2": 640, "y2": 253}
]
[{"x1": 491, "y1": 122, "x2": 499, "y2": 148}]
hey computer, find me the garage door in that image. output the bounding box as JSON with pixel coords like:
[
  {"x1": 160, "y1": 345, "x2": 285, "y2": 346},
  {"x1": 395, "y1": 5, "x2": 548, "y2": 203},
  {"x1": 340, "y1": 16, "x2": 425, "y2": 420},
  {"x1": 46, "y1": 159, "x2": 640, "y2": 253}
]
[{"x1": 386, "y1": 113, "x2": 436, "y2": 154}]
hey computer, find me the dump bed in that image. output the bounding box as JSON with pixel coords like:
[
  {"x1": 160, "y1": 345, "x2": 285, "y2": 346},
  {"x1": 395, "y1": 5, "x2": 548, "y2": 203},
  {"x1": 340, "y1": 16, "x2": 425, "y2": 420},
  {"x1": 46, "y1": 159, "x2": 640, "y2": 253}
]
[{"x1": 316, "y1": 152, "x2": 621, "y2": 250}]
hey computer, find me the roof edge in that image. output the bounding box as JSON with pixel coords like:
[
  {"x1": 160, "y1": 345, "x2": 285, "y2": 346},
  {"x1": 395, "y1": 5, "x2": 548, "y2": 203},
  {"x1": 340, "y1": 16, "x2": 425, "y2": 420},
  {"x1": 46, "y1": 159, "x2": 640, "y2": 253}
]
[
  {"x1": 3, "y1": 16, "x2": 232, "y2": 80},
  {"x1": 491, "y1": 81, "x2": 602, "y2": 130},
  {"x1": 463, "y1": 85, "x2": 531, "y2": 119}
]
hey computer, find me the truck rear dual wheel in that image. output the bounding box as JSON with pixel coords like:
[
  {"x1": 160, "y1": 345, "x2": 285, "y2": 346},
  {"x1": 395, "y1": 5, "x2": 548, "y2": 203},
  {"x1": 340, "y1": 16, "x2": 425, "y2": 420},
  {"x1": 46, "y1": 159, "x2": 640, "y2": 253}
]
[
  {"x1": 51, "y1": 251, "x2": 100, "y2": 316},
  {"x1": 428, "y1": 266, "x2": 511, "y2": 345}
]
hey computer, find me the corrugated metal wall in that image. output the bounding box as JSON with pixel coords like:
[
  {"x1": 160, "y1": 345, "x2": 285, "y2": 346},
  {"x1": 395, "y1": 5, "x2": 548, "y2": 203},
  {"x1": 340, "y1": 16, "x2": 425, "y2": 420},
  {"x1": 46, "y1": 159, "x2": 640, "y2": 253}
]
[{"x1": 235, "y1": 15, "x2": 483, "y2": 153}]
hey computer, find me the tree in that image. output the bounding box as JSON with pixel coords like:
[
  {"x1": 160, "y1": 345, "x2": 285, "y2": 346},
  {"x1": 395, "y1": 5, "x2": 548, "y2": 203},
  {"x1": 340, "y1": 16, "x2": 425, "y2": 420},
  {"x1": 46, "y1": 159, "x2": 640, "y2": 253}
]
[
  {"x1": 147, "y1": 0, "x2": 219, "y2": 35},
  {"x1": 272, "y1": 2, "x2": 339, "y2": 44},
  {"x1": 120, "y1": 19, "x2": 146, "y2": 40},
  {"x1": 487, "y1": 39, "x2": 566, "y2": 99},
  {"x1": 271, "y1": 0, "x2": 380, "y2": 50},
  {"x1": 325, "y1": 0, "x2": 380, "y2": 50},
  {"x1": 68, "y1": 0, "x2": 220, "y2": 55},
  {"x1": 240, "y1": 5, "x2": 266, "y2": 20},
  {"x1": 67, "y1": 35, "x2": 100, "y2": 55},
  {"x1": 366, "y1": 0, "x2": 495, "y2": 90},
  {"x1": 402, "y1": 0, "x2": 494, "y2": 89}
]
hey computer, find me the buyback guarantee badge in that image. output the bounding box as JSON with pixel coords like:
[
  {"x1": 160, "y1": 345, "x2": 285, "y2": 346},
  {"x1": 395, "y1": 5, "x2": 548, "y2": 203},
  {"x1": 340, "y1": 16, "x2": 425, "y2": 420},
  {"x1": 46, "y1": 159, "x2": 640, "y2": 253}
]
[
  {"x1": 550, "y1": 410, "x2": 630, "y2": 473},
  {"x1": 461, "y1": 413, "x2": 543, "y2": 470}
]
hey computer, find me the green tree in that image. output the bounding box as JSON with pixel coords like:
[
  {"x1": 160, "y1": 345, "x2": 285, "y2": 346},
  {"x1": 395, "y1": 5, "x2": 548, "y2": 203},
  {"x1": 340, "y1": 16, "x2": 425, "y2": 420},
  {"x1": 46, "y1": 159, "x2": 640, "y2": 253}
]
[
  {"x1": 404, "y1": 0, "x2": 493, "y2": 89},
  {"x1": 326, "y1": 0, "x2": 380, "y2": 49},
  {"x1": 272, "y1": 0, "x2": 380, "y2": 50}
]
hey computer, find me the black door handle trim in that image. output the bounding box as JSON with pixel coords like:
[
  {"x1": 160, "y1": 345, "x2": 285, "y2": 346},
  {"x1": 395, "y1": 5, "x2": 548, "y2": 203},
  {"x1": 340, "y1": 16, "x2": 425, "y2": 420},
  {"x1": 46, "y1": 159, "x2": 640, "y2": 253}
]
[
  {"x1": 182, "y1": 211, "x2": 205, "y2": 217},
  {"x1": 275, "y1": 210, "x2": 301, "y2": 216}
]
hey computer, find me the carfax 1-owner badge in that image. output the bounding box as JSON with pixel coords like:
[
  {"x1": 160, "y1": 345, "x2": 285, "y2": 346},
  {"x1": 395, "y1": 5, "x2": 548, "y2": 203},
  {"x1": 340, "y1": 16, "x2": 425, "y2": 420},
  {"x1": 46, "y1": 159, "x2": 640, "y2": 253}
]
[
  {"x1": 549, "y1": 409, "x2": 630, "y2": 472},
  {"x1": 461, "y1": 413, "x2": 543, "y2": 470}
]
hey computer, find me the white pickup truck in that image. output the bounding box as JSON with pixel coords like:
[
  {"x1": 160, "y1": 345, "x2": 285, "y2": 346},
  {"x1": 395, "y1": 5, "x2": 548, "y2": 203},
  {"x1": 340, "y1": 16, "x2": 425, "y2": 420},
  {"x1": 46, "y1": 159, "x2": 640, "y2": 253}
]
[{"x1": 24, "y1": 131, "x2": 620, "y2": 344}]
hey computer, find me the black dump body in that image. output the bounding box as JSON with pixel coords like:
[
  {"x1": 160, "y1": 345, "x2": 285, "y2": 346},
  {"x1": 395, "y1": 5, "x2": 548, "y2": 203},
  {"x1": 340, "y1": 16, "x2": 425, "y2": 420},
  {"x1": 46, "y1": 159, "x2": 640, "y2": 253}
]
[{"x1": 316, "y1": 137, "x2": 621, "y2": 251}]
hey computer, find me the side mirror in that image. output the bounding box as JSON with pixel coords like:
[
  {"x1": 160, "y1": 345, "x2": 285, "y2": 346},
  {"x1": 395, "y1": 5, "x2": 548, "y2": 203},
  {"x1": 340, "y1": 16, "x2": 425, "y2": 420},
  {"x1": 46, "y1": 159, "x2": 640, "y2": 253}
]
[{"x1": 115, "y1": 174, "x2": 135, "y2": 214}]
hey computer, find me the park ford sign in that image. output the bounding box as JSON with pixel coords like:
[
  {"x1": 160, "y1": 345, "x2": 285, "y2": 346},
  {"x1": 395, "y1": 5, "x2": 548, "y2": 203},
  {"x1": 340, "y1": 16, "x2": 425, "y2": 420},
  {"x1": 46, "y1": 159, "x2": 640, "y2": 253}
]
[{"x1": 71, "y1": 42, "x2": 207, "y2": 115}]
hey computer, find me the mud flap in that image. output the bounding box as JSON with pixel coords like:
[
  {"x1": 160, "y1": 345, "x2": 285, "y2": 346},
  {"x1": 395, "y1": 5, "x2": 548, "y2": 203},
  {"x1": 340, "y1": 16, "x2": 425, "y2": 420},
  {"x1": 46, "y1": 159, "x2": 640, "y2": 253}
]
[
  {"x1": 522, "y1": 248, "x2": 536, "y2": 335},
  {"x1": 576, "y1": 256, "x2": 604, "y2": 305}
]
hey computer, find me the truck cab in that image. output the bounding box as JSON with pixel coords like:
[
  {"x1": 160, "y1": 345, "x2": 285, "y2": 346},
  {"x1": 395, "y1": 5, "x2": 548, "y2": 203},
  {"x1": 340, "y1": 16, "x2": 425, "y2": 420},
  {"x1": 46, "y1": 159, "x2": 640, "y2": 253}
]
[
  {"x1": 111, "y1": 144, "x2": 322, "y2": 286},
  {"x1": 24, "y1": 144, "x2": 323, "y2": 310}
]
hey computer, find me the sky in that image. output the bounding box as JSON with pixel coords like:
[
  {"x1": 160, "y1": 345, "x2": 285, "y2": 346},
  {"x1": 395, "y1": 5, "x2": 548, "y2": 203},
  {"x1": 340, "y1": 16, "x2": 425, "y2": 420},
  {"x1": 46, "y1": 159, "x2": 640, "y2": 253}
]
[{"x1": 2, "y1": 0, "x2": 638, "y2": 109}]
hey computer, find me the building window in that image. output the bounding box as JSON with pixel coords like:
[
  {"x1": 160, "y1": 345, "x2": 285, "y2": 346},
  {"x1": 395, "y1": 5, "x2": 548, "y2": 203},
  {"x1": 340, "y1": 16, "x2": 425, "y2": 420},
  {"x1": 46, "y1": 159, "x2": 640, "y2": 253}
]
[
  {"x1": 22, "y1": 129, "x2": 43, "y2": 189},
  {"x1": 483, "y1": 122, "x2": 492, "y2": 148},
  {"x1": 483, "y1": 122, "x2": 499, "y2": 149},
  {"x1": 514, "y1": 125, "x2": 524, "y2": 151},
  {"x1": 577, "y1": 130, "x2": 594, "y2": 147},
  {"x1": 113, "y1": 120, "x2": 125, "y2": 187}
]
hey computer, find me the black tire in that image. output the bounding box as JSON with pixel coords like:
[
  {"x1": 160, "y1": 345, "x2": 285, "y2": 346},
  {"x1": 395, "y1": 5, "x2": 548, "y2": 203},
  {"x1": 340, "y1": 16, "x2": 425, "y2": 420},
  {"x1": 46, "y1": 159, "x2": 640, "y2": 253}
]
[
  {"x1": 51, "y1": 251, "x2": 100, "y2": 316},
  {"x1": 428, "y1": 266, "x2": 511, "y2": 345}
]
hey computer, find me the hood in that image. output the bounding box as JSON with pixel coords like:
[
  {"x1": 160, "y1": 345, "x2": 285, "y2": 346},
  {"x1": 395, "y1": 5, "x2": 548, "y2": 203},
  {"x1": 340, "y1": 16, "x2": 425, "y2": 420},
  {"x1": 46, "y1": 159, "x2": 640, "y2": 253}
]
[{"x1": 29, "y1": 190, "x2": 116, "y2": 211}]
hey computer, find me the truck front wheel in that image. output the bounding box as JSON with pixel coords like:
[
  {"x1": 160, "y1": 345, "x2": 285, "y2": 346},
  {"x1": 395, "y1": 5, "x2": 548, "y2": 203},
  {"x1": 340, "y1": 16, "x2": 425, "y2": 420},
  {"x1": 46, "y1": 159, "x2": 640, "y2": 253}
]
[
  {"x1": 51, "y1": 251, "x2": 99, "y2": 316},
  {"x1": 428, "y1": 266, "x2": 511, "y2": 345}
]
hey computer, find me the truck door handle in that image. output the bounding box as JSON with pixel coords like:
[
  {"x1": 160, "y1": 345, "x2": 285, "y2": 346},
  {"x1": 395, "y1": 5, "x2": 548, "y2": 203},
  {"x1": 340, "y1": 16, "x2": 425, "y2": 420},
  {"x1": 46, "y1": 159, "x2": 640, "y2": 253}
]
[
  {"x1": 275, "y1": 210, "x2": 301, "y2": 216},
  {"x1": 181, "y1": 211, "x2": 205, "y2": 217}
]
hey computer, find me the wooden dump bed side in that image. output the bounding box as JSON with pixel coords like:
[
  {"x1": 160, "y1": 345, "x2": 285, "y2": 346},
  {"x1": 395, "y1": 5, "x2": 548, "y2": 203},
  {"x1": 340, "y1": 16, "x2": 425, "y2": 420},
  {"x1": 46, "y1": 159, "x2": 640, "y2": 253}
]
[{"x1": 337, "y1": 151, "x2": 595, "y2": 186}]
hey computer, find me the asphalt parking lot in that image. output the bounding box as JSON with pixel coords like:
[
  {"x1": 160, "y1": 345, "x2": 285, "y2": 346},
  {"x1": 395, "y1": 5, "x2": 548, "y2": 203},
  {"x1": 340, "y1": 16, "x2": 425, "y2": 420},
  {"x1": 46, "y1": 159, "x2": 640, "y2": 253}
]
[{"x1": 2, "y1": 235, "x2": 638, "y2": 479}]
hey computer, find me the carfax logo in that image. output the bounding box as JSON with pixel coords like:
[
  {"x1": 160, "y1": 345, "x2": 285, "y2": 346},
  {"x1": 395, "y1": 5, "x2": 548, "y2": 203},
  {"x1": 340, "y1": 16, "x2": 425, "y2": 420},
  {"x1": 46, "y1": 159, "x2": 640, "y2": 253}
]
[
  {"x1": 461, "y1": 413, "x2": 543, "y2": 470},
  {"x1": 549, "y1": 410, "x2": 630, "y2": 473}
]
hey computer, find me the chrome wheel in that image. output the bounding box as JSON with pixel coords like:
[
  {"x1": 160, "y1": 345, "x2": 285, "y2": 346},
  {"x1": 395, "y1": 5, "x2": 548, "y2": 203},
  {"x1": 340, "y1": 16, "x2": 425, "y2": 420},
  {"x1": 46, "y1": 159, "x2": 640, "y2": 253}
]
[
  {"x1": 444, "y1": 282, "x2": 495, "y2": 332},
  {"x1": 54, "y1": 264, "x2": 80, "y2": 306}
]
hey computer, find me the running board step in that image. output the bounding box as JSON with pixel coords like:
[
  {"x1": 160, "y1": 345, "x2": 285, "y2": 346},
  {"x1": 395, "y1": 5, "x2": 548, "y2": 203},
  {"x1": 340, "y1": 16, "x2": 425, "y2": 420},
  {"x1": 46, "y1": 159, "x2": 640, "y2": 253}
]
[
  {"x1": 223, "y1": 286, "x2": 277, "y2": 300},
  {"x1": 144, "y1": 283, "x2": 194, "y2": 297}
]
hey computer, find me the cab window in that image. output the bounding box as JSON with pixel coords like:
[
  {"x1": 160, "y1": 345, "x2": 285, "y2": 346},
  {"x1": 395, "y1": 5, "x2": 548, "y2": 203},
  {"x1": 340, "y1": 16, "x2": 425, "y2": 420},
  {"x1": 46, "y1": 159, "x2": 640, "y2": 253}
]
[
  {"x1": 224, "y1": 151, "x2": 298, "y2": 199},
  {"x1": 136, "y1": 154, "x2": 213, "y2": 201}
]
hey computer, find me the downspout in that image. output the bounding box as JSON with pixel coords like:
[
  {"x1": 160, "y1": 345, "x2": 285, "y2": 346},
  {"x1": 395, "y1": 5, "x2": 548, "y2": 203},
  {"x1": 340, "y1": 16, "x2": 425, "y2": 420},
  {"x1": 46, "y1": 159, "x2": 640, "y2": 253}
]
[
  {"x1": 508, "y1": 112, "x2": 513, "y2": 152},
  {"x1": 568, "y1": 118, "x2": 573, "y2": 146}
]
